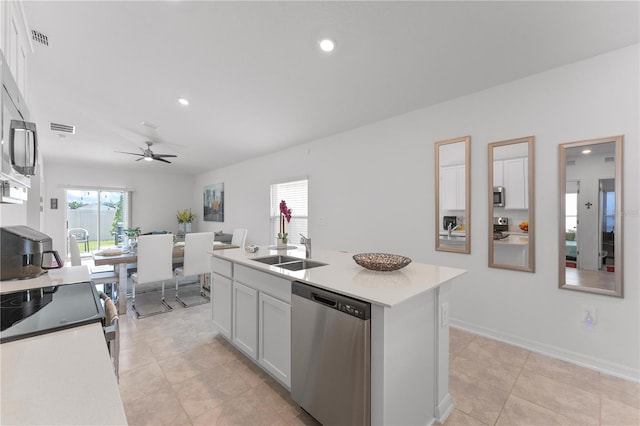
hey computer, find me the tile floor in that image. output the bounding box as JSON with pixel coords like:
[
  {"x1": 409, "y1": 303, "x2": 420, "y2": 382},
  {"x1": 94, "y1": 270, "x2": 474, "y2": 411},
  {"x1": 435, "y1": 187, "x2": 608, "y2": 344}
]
[{"x1": 118, "y1": 289, "x2": 639, "y2": 426}]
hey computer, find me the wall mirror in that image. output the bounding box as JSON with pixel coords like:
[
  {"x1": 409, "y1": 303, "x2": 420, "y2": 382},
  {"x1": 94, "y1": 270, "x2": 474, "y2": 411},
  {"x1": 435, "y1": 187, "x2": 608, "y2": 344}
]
[
  {"x1": 488, "y1": 136, "x2": 535, "y2": 272},
  {"x1": 559, "y1": 136, "x2": 623, "y2": 297},
  {"x1": 435, "y1": 136, "x2": 471, "y2": 253}
]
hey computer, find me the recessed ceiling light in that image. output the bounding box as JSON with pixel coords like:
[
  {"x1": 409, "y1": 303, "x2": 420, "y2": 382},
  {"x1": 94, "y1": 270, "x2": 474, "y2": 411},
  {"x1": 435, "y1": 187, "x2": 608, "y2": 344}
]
[
  {"x1": 178, "y1": 98, "x2": 189, "y2": 106},
  {"x1": 582, "y1": 149, "x2": 592, "y2": 154},
  {"x1": 319, "y1": 38, "x2": 335, "y2": 53}
]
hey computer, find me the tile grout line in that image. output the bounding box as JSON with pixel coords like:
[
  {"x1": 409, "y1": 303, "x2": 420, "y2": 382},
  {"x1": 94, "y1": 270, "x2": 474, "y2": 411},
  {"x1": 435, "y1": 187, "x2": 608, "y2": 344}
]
[{"x1": 492, "y1": 350, "x2": 532, "y2": 425}]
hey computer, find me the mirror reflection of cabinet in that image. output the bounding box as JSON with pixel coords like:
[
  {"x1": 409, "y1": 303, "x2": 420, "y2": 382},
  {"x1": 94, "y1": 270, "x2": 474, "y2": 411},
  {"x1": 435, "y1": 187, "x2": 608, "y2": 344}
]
[
  {"x1": 559, "y1": 136, "x2": 623, "y2": 297},
  {"x1": 435, "y1": 136, "x2": 470, "y2": 254},
  {"x1": 488, "y1": 136, "x2": 535, "y2": 272}
]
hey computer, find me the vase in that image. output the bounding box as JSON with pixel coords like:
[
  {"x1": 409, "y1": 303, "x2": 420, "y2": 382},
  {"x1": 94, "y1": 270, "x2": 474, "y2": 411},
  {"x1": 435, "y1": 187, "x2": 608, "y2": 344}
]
[
  {"x1": 179, "y1": 222, "x2": 192, "y2": 235},
  {"x1": 276, "y1": 238, "x2": 287, "y2": 249}
]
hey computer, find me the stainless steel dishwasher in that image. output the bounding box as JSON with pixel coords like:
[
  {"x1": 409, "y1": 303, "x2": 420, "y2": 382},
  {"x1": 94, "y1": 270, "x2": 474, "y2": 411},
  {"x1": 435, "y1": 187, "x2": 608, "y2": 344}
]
[{"x1": 291, "y1": 281, "x2": 371, "y2": 426}]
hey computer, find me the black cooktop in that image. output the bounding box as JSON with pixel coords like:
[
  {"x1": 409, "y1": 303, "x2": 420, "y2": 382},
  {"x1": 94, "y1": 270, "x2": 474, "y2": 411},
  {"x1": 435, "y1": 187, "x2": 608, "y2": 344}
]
[{"x1": 0, "y1": 282, "x2": 104, "y2": 344}]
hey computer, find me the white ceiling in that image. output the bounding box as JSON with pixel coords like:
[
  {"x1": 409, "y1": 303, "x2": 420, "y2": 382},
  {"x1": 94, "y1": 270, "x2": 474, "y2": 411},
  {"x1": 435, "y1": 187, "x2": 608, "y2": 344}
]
[{"x1": 23, "y1": 1, "x2": 639, "y2": 175}]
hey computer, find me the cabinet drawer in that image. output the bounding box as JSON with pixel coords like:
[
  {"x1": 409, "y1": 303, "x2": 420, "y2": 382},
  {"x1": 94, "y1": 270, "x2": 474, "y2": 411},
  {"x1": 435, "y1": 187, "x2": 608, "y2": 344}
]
[
  {"x1": 234, "y1": 265, "x2": 291, "y2": 303},
  {"x1": 212, "y1": 257, "x2": 233, "y2": 278}
]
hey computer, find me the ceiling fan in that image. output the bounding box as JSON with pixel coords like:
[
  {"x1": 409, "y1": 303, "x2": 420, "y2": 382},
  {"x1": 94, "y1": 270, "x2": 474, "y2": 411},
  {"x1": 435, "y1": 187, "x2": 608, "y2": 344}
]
[{"x1": 115, "y1": 141, "x2": 177, "y2": 164}]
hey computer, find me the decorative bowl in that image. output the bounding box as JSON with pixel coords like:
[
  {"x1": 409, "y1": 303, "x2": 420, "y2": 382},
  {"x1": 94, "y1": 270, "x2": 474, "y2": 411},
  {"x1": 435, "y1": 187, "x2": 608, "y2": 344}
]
[{"x1": 352, "y1": 253, "x2": 412, "y2": 272}]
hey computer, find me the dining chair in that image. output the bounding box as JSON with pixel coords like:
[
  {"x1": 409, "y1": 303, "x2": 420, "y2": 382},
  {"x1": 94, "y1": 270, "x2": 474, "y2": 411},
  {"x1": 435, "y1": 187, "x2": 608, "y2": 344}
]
[
  {"x1": 69, "y1": 234, "x2": 81, "y2": 266},
  {"x1": 231, "y1": 228, "x2": 248, "y2": 248},
  {"x1": 130, "y1": 233, "x2": 174, "y2": 318},
  {"x1": 68, "y1": 228, "x2": 89, "y2": 252},
  {"x1": 174, "y1": 232, "x2": 214, "y2": 307},
  {"x1": 99, "y1": 292, "x2": 119, "y2": 382}
]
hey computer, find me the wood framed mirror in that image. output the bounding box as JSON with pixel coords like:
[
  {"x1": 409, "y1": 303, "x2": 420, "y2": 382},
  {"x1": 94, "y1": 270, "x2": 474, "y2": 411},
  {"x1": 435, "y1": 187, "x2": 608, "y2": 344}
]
[
  {"x1": 488, "y1": 136, "x2": 535, "y2": 272},
  {"x1": 435, "y1": 136, "x2": 471, "y2": 253},
  {"x1": 559, "y1": 136, "x2": 623, "y2": 297}
]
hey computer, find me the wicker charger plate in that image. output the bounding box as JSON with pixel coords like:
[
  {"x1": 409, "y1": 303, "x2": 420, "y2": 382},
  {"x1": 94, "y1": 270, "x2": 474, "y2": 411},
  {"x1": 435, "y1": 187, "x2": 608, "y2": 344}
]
[{"x1": 352, "y1": 253, "x2": 412, "y2": 272}]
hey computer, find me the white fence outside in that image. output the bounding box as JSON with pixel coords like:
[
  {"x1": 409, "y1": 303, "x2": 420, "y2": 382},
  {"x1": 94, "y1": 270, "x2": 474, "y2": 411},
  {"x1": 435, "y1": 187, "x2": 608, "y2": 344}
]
[{"x1": 68, "y1": 204, "x2": 117, "y2": 242}]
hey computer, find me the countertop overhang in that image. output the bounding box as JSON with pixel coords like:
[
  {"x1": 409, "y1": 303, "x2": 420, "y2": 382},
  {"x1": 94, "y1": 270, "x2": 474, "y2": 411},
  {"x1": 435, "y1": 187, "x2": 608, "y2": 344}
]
[{"x1": 212, "y1": 246, "x2": 466, "y2": 307}]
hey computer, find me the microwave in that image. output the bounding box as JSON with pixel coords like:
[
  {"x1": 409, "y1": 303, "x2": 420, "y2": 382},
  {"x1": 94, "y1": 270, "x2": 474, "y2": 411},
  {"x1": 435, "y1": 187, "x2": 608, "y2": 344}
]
[{"x1": 493, "y1": 186, "x2": 505, "y2": 207}]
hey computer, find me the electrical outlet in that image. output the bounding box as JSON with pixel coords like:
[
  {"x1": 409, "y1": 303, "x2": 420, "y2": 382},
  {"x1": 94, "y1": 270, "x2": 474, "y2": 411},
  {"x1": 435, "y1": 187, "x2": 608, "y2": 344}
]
[
  {"x1": 583, "y1": 305, "x2": 597, "y2": 328},
  {"x1": 441, "y1": 303, "x2": 450, "y2": 328}
]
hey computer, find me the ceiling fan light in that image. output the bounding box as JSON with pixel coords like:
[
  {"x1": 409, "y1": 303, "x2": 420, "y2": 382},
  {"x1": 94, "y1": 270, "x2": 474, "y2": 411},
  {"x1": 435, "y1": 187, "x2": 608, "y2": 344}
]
[{"x1": 144, "y1": 156, "x2": 153, "y2": 162}]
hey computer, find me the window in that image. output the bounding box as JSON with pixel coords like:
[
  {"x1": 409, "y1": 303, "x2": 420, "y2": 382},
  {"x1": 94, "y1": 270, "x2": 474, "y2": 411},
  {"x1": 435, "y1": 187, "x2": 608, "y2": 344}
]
[
  {"x1": 270, "y1": 179, "x2": 308, "y2": 243},
  {"x1": 565, "y1": 181, "x2": 579, "y2": 235},
  {"x1": 65, "y1": 188, "x2": 132, "y2": 254}
]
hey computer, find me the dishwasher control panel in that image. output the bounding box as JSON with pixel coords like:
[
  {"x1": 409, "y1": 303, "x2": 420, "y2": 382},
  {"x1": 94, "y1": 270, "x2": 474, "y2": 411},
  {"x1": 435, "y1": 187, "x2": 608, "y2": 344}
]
[{"x1": 292, "y1": 281, "x2": 371, "y2": 320}]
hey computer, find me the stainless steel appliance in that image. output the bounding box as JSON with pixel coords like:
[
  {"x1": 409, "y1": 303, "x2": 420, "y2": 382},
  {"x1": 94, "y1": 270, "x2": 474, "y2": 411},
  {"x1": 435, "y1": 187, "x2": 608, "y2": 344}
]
[
  {"x1": 291, "y1": 281, "x2": 371, "y2": 426},
  {"x1": 1, "y1": 226, "x2": 62, "y2": 281},
  {"x1": 0, "y1": 282, "x2": 104, "y2": 343},
  {"x1": 493, "y1": 186, "x2": 505, "y2": 207},
  {"x1": 493, "y1": 217, "x2": 509, "y2": 239},
  {"x1": 1, "y1": 51, "x2": 38, "y2": 204},
  {"x1": 443, "y1": 215, "x2": 457, "y2": 230}
]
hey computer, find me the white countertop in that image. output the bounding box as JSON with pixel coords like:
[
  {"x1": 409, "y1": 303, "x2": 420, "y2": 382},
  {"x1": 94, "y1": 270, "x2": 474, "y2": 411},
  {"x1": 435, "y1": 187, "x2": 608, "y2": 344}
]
[
  {"x1": 213, "y1": 246, "x2": 466, "y2": 307},
  {"x1": 494, "y1": 234, "x2": 529, "y2": 246},
  {"x1": 0, "y1": 323, "x2": 127, "y2": 425},
  {"x1": 0, "y1": 266, "x2": 90, "y2": 294}
]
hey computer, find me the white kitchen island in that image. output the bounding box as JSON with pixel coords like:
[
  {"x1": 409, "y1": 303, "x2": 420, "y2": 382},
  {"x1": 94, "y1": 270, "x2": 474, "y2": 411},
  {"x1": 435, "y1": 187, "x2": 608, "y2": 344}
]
[{"x1": 212, "y1": 246, "x2": 466, "y2": 426}]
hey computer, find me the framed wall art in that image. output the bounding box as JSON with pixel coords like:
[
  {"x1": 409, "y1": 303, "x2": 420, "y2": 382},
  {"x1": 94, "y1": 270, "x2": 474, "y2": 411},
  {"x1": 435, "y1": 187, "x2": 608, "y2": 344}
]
[{"x1": 203, "y1": 183, "x2": 224, "y2": 222}]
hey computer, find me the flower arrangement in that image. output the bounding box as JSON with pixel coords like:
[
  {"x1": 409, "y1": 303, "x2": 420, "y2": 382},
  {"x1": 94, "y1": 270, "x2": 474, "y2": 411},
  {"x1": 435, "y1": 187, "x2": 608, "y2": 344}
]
[
  {"x1": 124, "y1": 226, "x2": 141, "y2": 237},
  {"x1": 278, "y1": 200, "x2": 292, "y2": 244},
  {"x1": 177, "y1": 209, "x2": 197, "y2": 223}
]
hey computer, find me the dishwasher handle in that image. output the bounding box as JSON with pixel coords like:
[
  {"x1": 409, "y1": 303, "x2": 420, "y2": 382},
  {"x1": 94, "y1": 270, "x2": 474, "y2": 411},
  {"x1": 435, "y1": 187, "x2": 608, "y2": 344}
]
[{"x1": 311, "y1": 293, "x2": 337, "y2": 308}]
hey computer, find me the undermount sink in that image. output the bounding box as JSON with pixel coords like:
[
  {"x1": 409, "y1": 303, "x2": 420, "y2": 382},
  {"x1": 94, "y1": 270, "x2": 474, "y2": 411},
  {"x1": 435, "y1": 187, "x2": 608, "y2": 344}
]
[
  {"x1": 276, "y1": 259, "x2": 327, "y2": 271},
  {"x1": 440, "y1": 235, "x2": 466, "y2": 247},
  {"x1": 252, "y1": 255, "x2": 327, "y2": 271},
  {"x1": 440, "y1": 235, "x2": 466, "y2": 241},
  {"x1": 252, "y1": 255, "x2": 300, "y2": 265}
]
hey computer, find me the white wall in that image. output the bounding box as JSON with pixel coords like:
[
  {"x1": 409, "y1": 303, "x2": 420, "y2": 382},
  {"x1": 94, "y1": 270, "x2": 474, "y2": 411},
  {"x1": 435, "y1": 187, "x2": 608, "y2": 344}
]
[
  {"x1": 43, "y1": 163, "x2": 195, "y2": 255},
  {"x1": 196, "y1": 45, "x2": 639, "y2": 380}
]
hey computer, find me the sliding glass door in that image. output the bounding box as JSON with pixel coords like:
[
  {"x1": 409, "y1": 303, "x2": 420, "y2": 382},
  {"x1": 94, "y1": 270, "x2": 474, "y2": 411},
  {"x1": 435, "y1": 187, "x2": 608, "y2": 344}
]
[{"x1": 65, "y1": 189, "x2": 131, "y2": 255}]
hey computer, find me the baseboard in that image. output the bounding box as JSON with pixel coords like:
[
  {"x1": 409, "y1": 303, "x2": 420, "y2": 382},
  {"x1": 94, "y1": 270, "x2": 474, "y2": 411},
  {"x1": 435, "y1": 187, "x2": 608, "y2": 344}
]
[
  {"x1": 435, "y1": 393, "x2": 454, "y2": 424},
  {"x1": 451, "y1": 319, "x2": 639, "y2": 383}
]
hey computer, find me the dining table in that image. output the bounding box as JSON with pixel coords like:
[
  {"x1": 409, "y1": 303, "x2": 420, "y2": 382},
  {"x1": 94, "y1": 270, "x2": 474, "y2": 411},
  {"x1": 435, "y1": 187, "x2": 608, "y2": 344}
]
[{"x1": 93, "y1": 242, "x2": 239, "y2": 313}]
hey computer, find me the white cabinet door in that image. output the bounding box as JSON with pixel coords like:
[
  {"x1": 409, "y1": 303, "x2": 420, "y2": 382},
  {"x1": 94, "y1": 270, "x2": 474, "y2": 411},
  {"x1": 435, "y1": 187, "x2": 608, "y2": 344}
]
[
  {"x1": 456, "y1": 165, "x2": 466, "y2": 209},
  {"x1": 493, "y1": 160, "x2": 504, "y2": 187},
  {"x1": 258, "y1": 292, "x2": 291, "y2": 388},
  {"x1": 5, "y1": 2, "x2": 30, "y2": 98},
  {"x1": 441, "y1": 165, "x2": 465, "y2": 211},
  {"x1": 503, "y1": 158, "x2": 527, "y2": 209},
  {"x1": 232, "y1": 281, "x2": 258, "y2": 359},
  {"x1": 212, "y1": 273, "x2": 232, "y2": 338}
]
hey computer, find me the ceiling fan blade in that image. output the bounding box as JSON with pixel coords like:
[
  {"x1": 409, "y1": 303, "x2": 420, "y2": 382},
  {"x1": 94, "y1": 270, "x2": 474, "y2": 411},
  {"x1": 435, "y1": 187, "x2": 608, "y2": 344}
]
[
  {"x1": 115, "y1": 151, "x2": 144, "y2": 157},
  {"x1": 154, "y1": 157, "x2": 172, "y2": 164},
  {"x1": 153, "y1": 154, "x2": 178, "y2": 158}
]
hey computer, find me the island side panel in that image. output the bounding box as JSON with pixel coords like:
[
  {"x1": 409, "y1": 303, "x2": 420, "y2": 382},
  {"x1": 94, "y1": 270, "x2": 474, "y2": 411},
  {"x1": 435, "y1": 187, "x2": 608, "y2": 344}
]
[
  {"x1": 370, "y1": 288, "x2": 437, "y2": 426},
  {"x1": 435, "y1": 282, "x2": 454, "y2": 422}
]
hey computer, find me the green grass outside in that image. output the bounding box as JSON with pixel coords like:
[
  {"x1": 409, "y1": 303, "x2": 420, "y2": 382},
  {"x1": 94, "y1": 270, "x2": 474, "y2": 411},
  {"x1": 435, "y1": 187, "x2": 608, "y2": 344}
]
[{"x1": 75, "y1": 240, "x2": 119, "y2": 252}]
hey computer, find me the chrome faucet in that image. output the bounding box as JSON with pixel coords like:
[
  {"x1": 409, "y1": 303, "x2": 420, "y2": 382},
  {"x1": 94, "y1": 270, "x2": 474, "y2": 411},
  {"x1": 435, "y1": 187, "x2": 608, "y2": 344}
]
[
  {"x1": 447, "y1": 223, "x2": 461, "y2": 238},
  {"x1": 300, "y1": 234, "x2": 311, "y2": 258}
]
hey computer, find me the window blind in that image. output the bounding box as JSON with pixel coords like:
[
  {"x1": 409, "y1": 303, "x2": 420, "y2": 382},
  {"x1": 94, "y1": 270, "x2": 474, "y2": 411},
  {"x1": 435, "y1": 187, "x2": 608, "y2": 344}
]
[{"x1": 270, "y1": 179, "x2": 308, "y2": 243}]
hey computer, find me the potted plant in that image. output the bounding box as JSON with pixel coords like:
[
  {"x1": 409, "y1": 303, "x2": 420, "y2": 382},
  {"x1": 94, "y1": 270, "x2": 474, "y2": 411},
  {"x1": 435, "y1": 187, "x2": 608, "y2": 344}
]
[
  {"x1": 177, "y1": 209, "x2": 196, "y2": 234},
  {"x1": 124, "y1": 226, "x2": 141, "y2": 248},
  {"x1": 277, "y1": 200, "x2": 292, "y2": 247}
]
